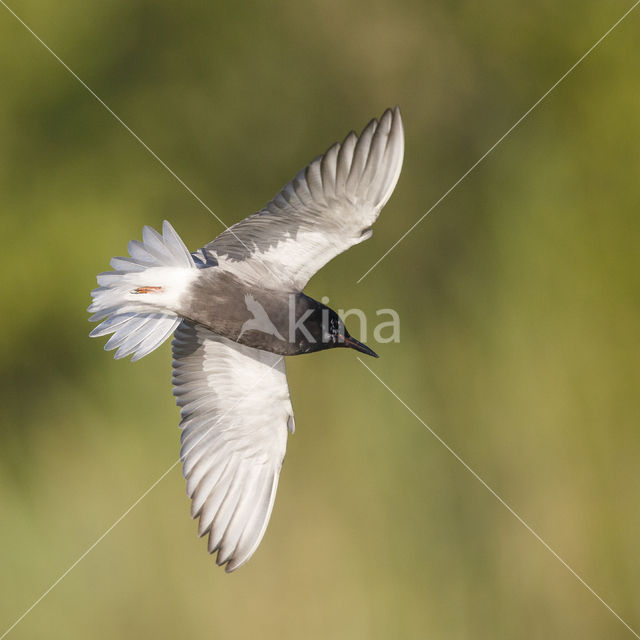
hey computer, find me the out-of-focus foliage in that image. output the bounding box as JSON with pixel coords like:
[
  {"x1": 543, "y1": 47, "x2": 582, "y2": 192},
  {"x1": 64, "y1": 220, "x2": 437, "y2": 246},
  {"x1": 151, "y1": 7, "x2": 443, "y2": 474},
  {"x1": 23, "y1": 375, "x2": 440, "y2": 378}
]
[{"x1": 1, "y1": 1, "x2": 639, "y2": 638}]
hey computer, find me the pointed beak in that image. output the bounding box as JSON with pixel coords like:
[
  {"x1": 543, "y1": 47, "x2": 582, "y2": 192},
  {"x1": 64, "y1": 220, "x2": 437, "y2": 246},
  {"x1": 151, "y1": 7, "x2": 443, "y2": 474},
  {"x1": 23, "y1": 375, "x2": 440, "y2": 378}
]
[{"x1": 340, "y1": 335, "x2": 379, "y2": 358}]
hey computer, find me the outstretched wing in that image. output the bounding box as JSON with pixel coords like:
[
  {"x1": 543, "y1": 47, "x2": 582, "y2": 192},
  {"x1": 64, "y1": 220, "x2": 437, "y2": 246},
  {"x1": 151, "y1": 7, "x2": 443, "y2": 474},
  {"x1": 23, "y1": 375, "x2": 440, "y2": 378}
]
[
  {"x1": 172, "y1": 320, "x2": 294, "y2": 572},
  {"x1": 243, "y1": 293, "x2": 261, "y2": 317},
  {"x1": 204, "y1": 107, "x2": 404, "y2": 290}
]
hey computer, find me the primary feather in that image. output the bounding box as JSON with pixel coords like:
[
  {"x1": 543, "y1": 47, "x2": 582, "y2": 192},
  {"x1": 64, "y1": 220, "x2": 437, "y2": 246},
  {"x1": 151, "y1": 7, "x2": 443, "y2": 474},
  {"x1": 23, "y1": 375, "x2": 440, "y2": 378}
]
[
  {"x1": 204, "y1": 107, "x2": 404, "y2": 290},
  {"x1": 172, "y1": 321, "x2": 293, "y2": 572}
]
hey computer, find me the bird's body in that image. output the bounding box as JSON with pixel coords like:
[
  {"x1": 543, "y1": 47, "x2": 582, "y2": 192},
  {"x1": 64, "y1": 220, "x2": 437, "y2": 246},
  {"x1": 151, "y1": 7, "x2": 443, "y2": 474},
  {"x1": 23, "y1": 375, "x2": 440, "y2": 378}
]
[
  {"x1": 179, "y1": 269, "x2": 334, "y2": 355},
  {"x1": 89, "y1": 107, "x2": 404, "y2": 571},
  {"x1": 237, "y1": 294, "x2": 285, "y2": 343}
]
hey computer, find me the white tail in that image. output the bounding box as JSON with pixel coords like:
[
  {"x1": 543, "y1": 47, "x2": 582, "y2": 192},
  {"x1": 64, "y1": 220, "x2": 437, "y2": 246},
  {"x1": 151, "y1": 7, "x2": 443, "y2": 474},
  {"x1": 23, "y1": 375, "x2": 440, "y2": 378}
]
[{"x1": 88, "y1": 220, "x2": 197, "y2": 361}]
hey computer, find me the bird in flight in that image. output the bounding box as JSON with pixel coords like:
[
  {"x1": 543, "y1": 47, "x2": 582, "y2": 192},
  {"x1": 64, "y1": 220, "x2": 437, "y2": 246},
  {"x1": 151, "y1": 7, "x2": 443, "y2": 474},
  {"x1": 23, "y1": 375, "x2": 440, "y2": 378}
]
[
  {"x1": 88, "y1": 107, "x2": 404, "y2": 571},
  {"x1": 237, "y1": 293, "x2": 285, "y2": 342}
]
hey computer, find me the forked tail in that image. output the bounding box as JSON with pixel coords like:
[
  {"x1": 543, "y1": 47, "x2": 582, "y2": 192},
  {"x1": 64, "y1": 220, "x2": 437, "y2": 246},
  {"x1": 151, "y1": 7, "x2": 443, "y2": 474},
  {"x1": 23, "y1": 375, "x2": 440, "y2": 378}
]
[{"x1": 88, "y1": 220, "x2": 197, "y2": 361}]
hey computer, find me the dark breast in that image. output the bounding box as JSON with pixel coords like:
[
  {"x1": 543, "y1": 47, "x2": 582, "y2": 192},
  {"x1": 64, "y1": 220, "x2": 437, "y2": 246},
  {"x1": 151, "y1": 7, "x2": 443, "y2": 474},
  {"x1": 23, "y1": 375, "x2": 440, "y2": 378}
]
[{"x1": 179, "y1": 267, "x2": 313, "y2": 356}]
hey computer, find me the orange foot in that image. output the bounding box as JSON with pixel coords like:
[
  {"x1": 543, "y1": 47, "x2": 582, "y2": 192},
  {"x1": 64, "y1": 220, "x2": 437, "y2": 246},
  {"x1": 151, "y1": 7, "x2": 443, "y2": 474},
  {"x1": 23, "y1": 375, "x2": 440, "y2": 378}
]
[{"x1": 132, "y1": 285, "x2": 164, "y2": 294}]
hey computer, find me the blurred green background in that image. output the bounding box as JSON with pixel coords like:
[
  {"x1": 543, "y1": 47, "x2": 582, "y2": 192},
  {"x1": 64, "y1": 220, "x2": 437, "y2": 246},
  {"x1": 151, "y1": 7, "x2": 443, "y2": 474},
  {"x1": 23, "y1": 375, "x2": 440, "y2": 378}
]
[{"x1": 1, "y1": 1, "x2": 639, "y2": 638}]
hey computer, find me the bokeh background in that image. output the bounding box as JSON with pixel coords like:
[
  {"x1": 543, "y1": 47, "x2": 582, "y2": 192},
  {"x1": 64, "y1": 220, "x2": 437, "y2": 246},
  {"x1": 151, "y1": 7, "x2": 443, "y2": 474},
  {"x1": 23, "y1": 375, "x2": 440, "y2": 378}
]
[{"x1": 1, "y1": 1, "x2": 639, "y2": 638}]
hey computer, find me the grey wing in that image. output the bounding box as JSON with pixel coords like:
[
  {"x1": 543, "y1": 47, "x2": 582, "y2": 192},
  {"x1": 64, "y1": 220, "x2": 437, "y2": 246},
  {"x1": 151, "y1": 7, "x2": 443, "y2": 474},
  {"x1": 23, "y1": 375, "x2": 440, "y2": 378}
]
[
  {"x1": 172, "y1": 320, "x2": 294, "y2": 572},
  {"x1": 203, "y1": 107, "x2": 404, "y2": 290}
]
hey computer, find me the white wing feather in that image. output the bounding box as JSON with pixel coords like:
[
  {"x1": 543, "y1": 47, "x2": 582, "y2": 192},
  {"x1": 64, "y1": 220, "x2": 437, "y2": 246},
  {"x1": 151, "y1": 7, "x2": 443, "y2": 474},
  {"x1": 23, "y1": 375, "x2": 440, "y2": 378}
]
[
  {"x1": 204, "y1": 107, "x2": 404, "y2": 290},
  {"x1": 172, "y1": 321, "x2": 293, "y2": 572}
]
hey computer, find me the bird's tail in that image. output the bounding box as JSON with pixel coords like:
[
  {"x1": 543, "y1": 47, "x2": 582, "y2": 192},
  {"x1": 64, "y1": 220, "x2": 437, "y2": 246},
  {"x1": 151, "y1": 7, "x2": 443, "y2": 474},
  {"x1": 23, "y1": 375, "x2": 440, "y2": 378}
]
[{"x1": 88, "y1": 220, "x2": 197, "y2": 361}]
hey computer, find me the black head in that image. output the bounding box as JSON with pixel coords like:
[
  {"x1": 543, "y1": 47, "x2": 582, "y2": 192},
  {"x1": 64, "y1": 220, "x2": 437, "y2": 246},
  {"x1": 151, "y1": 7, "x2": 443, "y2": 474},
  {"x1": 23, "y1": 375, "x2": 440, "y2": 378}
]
[{"x1": 294, "y1": 296, "x2": 379, "y2": 357}]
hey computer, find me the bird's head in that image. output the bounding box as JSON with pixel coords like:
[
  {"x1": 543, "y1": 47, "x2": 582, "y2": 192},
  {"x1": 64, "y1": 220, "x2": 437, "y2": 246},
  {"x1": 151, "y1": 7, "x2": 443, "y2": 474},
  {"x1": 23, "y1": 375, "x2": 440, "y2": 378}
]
[
  {"x1": 295, "y1": 297, "x2": 378, "y2": 357},
  {"x1": 326, "y1": 309, "x2": 379, "y2": 357}
]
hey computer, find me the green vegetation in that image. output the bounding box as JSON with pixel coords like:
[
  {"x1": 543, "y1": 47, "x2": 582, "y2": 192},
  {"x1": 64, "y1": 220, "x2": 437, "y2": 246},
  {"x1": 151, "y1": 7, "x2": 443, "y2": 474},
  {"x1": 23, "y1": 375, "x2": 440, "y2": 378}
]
[{"x1": 1, "y1": 1, "x2": 639, "y2": 638}]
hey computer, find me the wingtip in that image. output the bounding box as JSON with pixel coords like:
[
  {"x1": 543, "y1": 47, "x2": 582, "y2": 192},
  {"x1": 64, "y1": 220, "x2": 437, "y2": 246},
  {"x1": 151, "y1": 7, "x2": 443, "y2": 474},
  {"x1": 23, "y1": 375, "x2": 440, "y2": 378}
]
[
  {"x1": 389, "y1": 105, "x2": 403, "y2": 132},
  {"x1": 215, "y1": 548, "x2": 240, "y2": 572},
  {"x1": 224, "y1": 558, "x2": 241, "y2": 573},
  {"x1": 224, "y1": 554, "x2": 248, "y2": 573},
  {"x1": 161, "y1": 219, "x2": 172, "y2": 237},
  {"x1": 378, "y1": 105, "x2": 401, "y2": 121},
  {"x1": 376, "y1": 106, "x2": 401, "y2": 133},
  {"x1": 395, "y1": 106, "x2": 403, "y2": 129}
]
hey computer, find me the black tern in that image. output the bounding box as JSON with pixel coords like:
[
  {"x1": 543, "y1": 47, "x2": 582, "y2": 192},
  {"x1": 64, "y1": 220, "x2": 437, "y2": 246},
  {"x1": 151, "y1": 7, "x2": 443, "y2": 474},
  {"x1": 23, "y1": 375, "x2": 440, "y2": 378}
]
[{"x1": 89, "y1": 107, "x2": 404, "y2": 571}]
